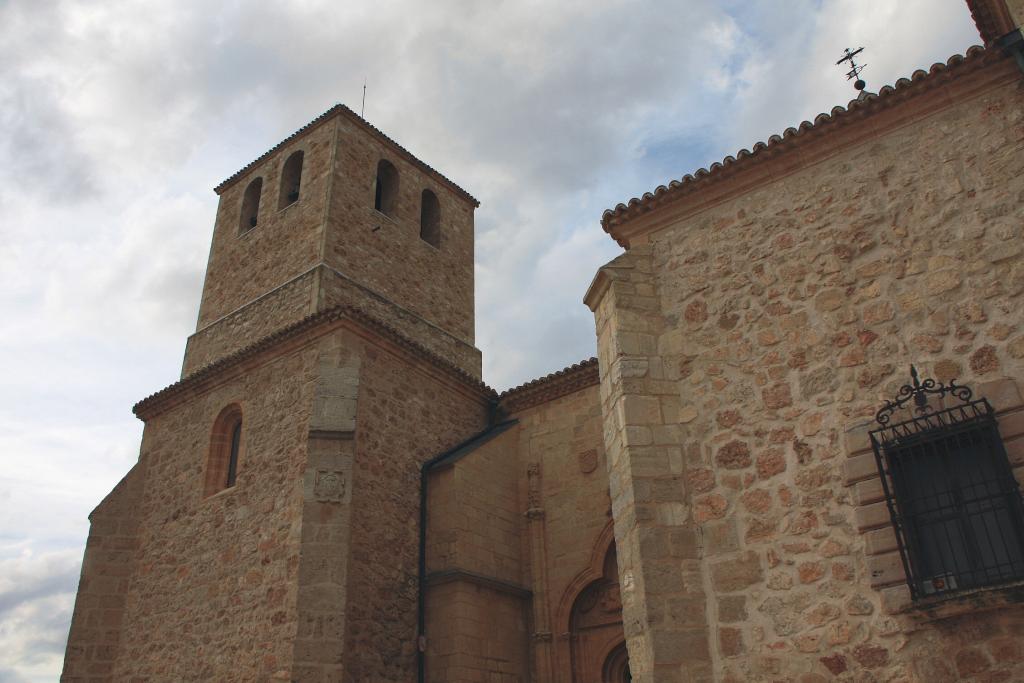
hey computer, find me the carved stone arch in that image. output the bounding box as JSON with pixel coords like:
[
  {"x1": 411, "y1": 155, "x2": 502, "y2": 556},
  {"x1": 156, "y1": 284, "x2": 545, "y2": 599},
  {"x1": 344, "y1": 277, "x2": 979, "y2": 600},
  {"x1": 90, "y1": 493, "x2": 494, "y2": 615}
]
[
  {"x1": 278, "y1": 149, "x2": 305, "y2": 209},
  {"x1": 553, "y1": 519, "x2": 628, "y2": 683},
  {"x1": 603, "y1": 642, "x2": 632, "y2": 683},
  {"x1": 554, "y1": 518, "x2": 617, "y2": 633},
  {"x1": 238, "y1": 177, "x2": 263, "y2": 234}
]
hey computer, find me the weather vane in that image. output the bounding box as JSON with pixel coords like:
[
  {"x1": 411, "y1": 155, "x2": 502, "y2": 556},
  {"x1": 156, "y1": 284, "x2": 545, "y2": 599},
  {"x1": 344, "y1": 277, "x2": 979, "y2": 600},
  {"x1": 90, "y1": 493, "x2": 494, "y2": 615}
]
[{"x1": 836, "y1": 47, "x2": 867, "y2": 92}]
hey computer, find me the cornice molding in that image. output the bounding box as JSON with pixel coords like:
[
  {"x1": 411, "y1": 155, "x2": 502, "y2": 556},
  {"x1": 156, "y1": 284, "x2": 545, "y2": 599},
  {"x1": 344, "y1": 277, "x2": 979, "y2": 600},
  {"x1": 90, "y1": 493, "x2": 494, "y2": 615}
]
[
  {"x1": 425, "y1": 568, "x2": 532, "y2": 599},
  {"x1": 601, "y1": 47, "x2": 1016, "y2": 247},
  {"x1": 134, "y1": 305, "x2": 497, "y2": 421},
  {"x1": 213, "y1": 105, "x2": 479, "y2": 207},
  {"x1": 498, "y1": 358, "x2": 600, "y2": 413},
  {"x1": 583, "y1": 269, "x2": 612, "y2": 313}
]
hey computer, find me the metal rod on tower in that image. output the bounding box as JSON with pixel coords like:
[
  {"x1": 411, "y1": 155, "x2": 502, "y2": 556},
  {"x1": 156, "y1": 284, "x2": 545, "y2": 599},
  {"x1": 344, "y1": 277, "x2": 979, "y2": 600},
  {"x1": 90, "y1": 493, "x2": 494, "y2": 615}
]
[{"x1": 361, "y1": 78, "x2": 367, "y2": 118}]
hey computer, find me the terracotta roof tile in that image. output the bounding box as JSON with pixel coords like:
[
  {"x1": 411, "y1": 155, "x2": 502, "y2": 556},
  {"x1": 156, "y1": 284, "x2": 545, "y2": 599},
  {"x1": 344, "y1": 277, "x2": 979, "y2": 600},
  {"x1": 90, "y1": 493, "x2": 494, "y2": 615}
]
[
  {"x1": 601, "y1": 46, "x2": 996, "y2": 242},
  {"x1": 213, "y1": 104, "x2": 479, "y2": 206},
  {"x1": 498, "y1": 357, "x2": 600, "y2": 412},
  {"x1": 133, "y1": 305, "x2": 496, "y2": 419}
]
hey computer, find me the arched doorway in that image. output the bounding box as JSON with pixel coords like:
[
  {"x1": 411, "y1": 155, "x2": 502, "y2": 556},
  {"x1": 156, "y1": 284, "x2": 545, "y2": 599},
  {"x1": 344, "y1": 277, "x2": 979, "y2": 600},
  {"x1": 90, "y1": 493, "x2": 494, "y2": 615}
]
[
  {"x1": 603, "y1": 642, "x2": 632, "y2": 683},
  {"x1": 569, "y1": 544, "x2": 629, "y2": 682}
]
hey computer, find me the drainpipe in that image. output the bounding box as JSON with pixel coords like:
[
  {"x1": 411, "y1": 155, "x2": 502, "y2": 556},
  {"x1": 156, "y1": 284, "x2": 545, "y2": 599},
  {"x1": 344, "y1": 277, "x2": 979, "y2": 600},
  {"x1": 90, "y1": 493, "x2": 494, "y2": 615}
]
[
  {"x1": 996, "y1": 28, "x2": 1024, "y2": 73},
  {"x1": 417, "y1": 401, "x2": 513, "y2": 683}
]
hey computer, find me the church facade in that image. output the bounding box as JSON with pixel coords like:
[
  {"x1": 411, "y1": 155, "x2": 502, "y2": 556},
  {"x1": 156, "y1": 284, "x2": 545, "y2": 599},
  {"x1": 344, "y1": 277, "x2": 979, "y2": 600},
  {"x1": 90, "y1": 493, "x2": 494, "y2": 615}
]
[{"x1": 62, "y1": 1, "x2": 1024, "y2": 680}]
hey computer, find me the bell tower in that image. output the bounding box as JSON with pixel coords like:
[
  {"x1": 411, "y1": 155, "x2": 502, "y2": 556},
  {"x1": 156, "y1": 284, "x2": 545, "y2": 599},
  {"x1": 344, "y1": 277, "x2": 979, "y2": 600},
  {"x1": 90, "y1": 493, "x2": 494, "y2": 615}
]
[
  {"x1": 184, "y1": 105, "x2": 482, "y2": 378},
  {"x1": 63, "y1": 108, "x2": 493, "y2": 682}
]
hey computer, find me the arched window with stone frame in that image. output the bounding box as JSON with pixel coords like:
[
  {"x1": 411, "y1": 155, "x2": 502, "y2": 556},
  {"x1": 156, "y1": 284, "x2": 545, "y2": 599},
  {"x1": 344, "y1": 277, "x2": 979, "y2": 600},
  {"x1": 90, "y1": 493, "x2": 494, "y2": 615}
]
[
  {"x1": 420, "y1": 189, "x2": 441, "y2": 248},
  {"x1": 239, "y1": 177, "x2": 263, "y2": 234},
  {"x1": 278, "y1": 150, "x2": 304, "y2": 210},
  {"x1": 374, "y1": 159, "x2": 399, "y2": 216},
  {"x1": 204, "y1": 404, "x2": 244, "y2": 497}
]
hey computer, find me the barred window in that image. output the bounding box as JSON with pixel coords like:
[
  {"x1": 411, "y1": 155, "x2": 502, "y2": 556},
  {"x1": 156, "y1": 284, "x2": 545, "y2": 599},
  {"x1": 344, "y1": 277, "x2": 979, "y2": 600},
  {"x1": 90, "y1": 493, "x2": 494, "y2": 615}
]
[{"x1": 870, "y1": 367, "x2": 1024, "y2": 599}]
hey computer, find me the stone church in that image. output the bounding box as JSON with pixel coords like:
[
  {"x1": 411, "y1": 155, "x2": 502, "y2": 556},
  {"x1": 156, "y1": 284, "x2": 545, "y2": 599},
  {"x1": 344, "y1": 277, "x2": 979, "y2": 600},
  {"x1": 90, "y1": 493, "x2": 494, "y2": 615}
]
[{"x1": 62, "y1": 0, "x2": 1024, "y2": 680}]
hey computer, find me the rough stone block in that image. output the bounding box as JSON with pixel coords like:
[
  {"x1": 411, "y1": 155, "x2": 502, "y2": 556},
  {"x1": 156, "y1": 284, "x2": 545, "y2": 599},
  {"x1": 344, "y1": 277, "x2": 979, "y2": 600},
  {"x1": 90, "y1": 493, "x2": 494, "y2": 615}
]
[
  {"x1": 844, "y1": 453, "x2": 878, "y2": 486},
  {"x1": 844, "y1": 421, "x2": 873, "y2": 455},
  {"x1": 717, "y1": 595, "x2": 747, "y2": 623},
  {"x1": 867, "y1": 552, "x2": 905, "y2": 588},
  {"x1": 854, "y1": 477, "x2": 886, "y2": 506},
  {"x1": 979, "y1": 378, "x2": 1023, "y2": 413},
  {"x1": 710, "y1": 551, "x2": 763, "y2": 593},
  {"x1": 621, "y1": 395, "x2": 664, "y2": 425},
  {"x1": 863, "y1": 526, "x2": 898, "y2": 556},
  {"x1": 999, "y1": 411, "x2": 1024, "y2": 441},
  {"x1": 855, "y1": 501, "x2": 891, "y2": 532}
]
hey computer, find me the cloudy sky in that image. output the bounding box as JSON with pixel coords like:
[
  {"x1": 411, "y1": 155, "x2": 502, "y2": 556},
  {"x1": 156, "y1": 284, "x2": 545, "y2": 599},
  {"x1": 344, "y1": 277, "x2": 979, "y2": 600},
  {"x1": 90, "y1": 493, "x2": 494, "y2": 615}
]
[{"x1": 0, "y1": 0, "x2": 980, "y2": 679}]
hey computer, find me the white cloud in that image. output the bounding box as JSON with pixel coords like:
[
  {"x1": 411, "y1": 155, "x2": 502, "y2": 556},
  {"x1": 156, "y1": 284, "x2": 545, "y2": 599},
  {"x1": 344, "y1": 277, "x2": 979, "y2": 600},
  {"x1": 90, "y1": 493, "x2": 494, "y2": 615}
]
[
  {"x1": 0, "y1": 0, "x2": 981, "y2": 678},
  {"x1": 0, "y1": 549, "x2": 80, "y2": 683}
]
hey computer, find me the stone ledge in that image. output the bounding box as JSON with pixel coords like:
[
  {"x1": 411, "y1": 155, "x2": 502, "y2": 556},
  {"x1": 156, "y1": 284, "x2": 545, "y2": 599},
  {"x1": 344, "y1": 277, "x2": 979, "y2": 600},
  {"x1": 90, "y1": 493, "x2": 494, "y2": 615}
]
[
  {"x1": 844, "y1": 452, "x2": 879, "y2": 486},
  {"x1": 425, "y1": 568, "x2": 532, "y2": 599},
  {"x1": 867, "y1": 551, "x2": 906, "y2": 588},
  {"x1": 135, "y1": 304, "x2": 497, "y2": 420},
  {"x1": 885, "y1": 579, "x2": 1024, "y2": 619}
]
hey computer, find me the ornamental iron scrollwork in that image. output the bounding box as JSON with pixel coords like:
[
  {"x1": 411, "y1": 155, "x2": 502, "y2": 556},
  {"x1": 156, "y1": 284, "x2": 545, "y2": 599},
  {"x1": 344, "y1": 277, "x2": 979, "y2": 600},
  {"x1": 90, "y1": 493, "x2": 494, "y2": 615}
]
[{"x1": 874, "y1": 365, "x2": 975, "y2": 426}]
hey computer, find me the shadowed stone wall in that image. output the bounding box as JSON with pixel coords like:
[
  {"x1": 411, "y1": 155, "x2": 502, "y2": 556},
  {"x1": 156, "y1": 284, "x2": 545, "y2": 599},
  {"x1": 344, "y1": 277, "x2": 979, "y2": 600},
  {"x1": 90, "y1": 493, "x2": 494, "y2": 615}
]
[{"x1": 589, "y1": 62, "x2": 1024, "y2": 682}]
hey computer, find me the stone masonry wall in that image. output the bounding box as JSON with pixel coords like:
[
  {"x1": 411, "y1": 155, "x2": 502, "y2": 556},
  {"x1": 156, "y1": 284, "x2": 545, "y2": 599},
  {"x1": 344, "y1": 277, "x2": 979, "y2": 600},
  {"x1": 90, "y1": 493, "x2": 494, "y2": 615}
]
[
  {"x1": 108, "y1": 342, "x2": 321, "y2": 681},
  {"x1": 324, "y1": 116, "x2": 477, "y2": 346},
  {"x1": 1009, "y1": 0, "x2": 1024, "y2": 27},
  {"x1": 421, "y1": 381, "x2": 617, "y2": 683},
  {"x1": 343, "y1": 335, "x2": 489, "y2": 682},
  {"x1": 185, "y1": 114, "x2": 482, "y2": 379},
  {"x1": 320, "y1": 266, "x2": 482, "y2": 378},
  {"x1": 590, "y1": 247, "x2": 711, "y2": 683},
  {"x1": 291, "y1": 331, "x2": 362, "y2": 681},
  {"x1": 424, "y1": 581, "x2": 530, "y2": 683},
  {"x1": 195, "y1": 120, "x2": 336, "y2": 330},
  {"x1": 182, "y1": 267, "x2": 317, "y2": 376},
  {"x1": 606, "y1": 74, "x2": 1024, "y2": 681},
  {"x1": 62, "y1": 463, "x2": 145, "y2": 681},
  {"x1": 181, "y1": 263, "x2": 483, "y2": 381},
  {"x1": 509, "y1": 383, "x2": 619, "y2": 681},
  {"x1": 425, "y1": 428, "x2": 529, "y2": 683},
  {"x1": 426, "y1": 428, "x2": 523, "y2": 584}
]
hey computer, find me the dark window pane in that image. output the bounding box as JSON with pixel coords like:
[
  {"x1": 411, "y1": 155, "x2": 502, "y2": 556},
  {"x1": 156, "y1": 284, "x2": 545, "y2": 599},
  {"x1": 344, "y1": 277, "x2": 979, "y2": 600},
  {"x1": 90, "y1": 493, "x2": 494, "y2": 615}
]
[
  {"x1": 879, "y1": 407, "x2": 1024, "y2": 598},
  {"x1": 226, "y1": 421, "x2": 241, "y2": 488}
]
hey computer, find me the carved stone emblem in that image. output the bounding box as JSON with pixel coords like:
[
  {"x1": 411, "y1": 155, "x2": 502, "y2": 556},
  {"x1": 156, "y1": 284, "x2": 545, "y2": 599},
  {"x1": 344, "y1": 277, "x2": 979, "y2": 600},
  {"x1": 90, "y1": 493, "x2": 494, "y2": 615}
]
[
  {"x1": 314, "y1": 469, "x2": 346, "y2": 502},
  {"x1": 526, "y1": 462, "x2": 543, "y2": 512},
  {"x1": 579, "y1": 449, "x2": 598, "y2": 474},
  {"x1": 574, "y1": 580, "x2": 623, "y2": 628}
]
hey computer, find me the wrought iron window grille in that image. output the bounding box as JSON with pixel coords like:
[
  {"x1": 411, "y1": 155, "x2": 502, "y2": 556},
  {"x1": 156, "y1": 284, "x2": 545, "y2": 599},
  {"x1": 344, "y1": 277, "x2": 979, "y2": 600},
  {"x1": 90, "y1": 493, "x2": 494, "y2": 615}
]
[{"x1": 869, "y1": 366, "x2": 1024, "y2": 600}]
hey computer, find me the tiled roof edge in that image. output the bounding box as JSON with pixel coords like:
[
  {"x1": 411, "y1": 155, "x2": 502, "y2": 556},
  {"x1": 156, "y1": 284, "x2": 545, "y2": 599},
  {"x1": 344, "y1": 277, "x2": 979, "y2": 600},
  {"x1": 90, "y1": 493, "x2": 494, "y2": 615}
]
[
  {"x1": 213, "y1": 104, "x2": 479, "y2": 206},
  {"x1": 498, "y1": 357, "x2": 600, "y2": 412},
  {"x1": 601, "y1": 45, "x2": 998, "y2": 239},
  {"x1": 133, "y1": 305, "x2": 496, "y2": 419}
]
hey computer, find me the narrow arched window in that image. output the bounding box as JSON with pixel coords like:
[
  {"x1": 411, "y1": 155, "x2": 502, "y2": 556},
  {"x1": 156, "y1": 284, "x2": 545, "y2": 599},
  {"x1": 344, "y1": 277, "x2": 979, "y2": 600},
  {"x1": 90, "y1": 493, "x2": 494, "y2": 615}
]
[
  {"x1": 374, "y1": 159, "x2": 399, "y2": 216},
  {"x1": 226, "y1": 420, "x2": 241, "y2": 488},
  {"x1": 239, "y1": 178, "x2": 263, "y2": 234},
  {"x1": 205, "y1": 405, "x2": 243, "y2": 497},
  {"x1": 279, "y1": 150, "x2": 304, "y2": 209},
  {"x1": 420, "y1": 189, "x2": 441, "y2": 248}
]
